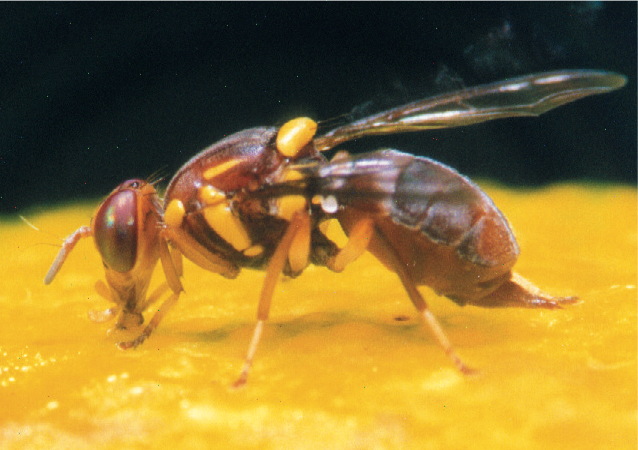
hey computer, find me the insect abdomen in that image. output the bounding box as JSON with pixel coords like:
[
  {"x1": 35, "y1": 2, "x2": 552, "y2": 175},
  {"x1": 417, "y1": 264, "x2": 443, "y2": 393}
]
[
  {"x1": 392, "y1": 156, "x2": 519, "y2": 266},
  {"x1": 337, "y1": 152, "x2": 520, "y2": 304}
]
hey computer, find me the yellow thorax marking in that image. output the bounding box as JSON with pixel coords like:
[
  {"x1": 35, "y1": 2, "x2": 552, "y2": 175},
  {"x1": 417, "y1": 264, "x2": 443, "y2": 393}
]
[{"x1": 203, "y1": 159, "x2": 242, "y2": 181}]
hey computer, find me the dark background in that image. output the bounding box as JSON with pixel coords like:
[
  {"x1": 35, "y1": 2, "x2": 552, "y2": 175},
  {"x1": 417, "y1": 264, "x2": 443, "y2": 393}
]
[{"x1": 2, "y1": 2, "x2": 635, "y2": 215}]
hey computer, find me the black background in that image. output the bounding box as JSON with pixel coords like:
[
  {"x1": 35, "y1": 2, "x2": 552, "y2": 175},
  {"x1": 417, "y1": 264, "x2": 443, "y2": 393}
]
[{"x1": 2, "y1": 2, "x2": 635, "y2": 215}]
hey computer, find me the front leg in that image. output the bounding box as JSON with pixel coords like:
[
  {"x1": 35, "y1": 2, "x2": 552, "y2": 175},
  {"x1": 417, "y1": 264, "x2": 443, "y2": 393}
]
[
  {"x1": 118, "y1": 237, "x2": 185, "y2": 349},
  {"x1": 44, "y1": 225, "x2": 92, "y2": 284},
  {"x1": 118, "y1": 292, "x2": 180, "y2": 349}
]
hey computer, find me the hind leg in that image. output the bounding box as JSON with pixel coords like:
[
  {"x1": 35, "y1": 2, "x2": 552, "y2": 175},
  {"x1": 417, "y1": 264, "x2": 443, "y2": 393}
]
[{"x1": 372, "y1": 224, "x2": 476, "y2": 375}]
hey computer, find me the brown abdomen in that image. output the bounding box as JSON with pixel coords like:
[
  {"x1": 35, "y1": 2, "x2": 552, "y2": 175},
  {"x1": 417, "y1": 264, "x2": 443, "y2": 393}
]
[{"x1": 338, "y1": 155, "x2": 519, "y2": 304}]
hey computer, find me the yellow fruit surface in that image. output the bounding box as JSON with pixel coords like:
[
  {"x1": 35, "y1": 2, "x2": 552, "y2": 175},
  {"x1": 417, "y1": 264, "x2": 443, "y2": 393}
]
[{"x1": 1, "y1": 184, "x2": 635, "y2": 449}]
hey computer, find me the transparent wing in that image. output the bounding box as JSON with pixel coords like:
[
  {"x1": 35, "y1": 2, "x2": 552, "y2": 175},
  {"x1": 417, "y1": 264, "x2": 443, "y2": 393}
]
[
  {"x1": 250, "y1": 151, "x2": 445, "y2": 207},
  {"x1": 313, "y1": 70, "x2": 627, "y2": 151}
]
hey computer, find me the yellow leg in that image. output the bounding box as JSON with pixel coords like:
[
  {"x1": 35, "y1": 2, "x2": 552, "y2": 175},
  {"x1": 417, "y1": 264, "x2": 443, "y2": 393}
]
[
  {"x1": 137, "y1": 282, "x2": 171, "y2": 313},
  {"x1": 288, "y1": 213, "x2": 311, "y2": 273},
  {"x1": 116, "y1": 236, "x2": 186, "y2": 349},
  {"x1": 159, "y1": 237, "x2": 184, "y2": 294},
  {"x1": 171, "y1": 246, "x2": 184, "y2": 278},
  {"x1": 163, "y1": 226, "x2": 239, "y2": 279},
  {"x1": 233, "y1": 212, "x2": 309, "y2": 388},
  {"x1": 117, "y1": 291, "x2": 180, "y2": 350},
  {"x1": 372, "y1": 225, "x2": 476, "y2": 375},
  {"x1": 327, "y1": 218, "x2": 374, "y2": 272}
]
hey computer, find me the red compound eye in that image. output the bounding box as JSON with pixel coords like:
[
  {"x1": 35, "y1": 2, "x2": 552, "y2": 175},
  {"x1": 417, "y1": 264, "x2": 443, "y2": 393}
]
[{"x1": 93, "y1": 188, "x2": 138, "y2": 273}]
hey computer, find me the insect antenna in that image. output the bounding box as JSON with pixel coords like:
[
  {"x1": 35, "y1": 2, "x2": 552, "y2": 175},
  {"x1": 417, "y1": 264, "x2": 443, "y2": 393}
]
[
  {"x1": 20, "y1": 215, "x2": 42, "y2": 233},
  {"x1": 19, "y1": 215, "x2": 71, "y2": 253},
  {"x1": 20, "y1": 215, "x2": 65, "y2": 243}
]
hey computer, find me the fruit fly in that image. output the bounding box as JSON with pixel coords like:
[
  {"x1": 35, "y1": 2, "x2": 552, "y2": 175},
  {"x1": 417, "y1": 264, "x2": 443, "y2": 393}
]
[{"x1": 45, "y1": 70, "x2": 626, "y2": 387}]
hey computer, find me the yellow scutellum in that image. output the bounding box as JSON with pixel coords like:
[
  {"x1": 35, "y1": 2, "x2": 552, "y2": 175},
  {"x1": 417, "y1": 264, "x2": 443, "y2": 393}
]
[{"x1": 276, "y1": 117, "x2": 317, "y2": 158}]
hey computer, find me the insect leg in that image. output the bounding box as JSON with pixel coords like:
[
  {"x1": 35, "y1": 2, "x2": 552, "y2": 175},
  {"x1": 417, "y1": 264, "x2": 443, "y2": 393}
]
[
  {"x1": 327, "y1": 218, "x2": 374, "y2": 272},
  {"x1": 288, "y1": 213, "x2": 311, "y2": 273},
  {"x1": 130, "y1": 246, "x2": 185, "y2": 314},
  {"x1": 158, "y1": 236, "x2": 184, "y2": 294},
  {"x1": 233, "y1": 211, "x2": 310, "y2": 388},
  {"x1": 117, "y1": 291, "x2": 180, "y2": 350},
  {"x1": 44, "y1": 225, "x2": 92, "y2": 284},
  {"x1": 171, "y1": 246, "x2": 184, "y2": 278},
  {"x1": 372, "y1": 224, "x2": 476, "y2": 375},
  {"x1": 117, "y1": 238, "x2": 184, "y2": 350},
  {"x1": 163, "y1": 225, "x2": 239, "y2": 278},
  {"x1": 135, "y1": 282, "x2": 170, "y2": 313}
]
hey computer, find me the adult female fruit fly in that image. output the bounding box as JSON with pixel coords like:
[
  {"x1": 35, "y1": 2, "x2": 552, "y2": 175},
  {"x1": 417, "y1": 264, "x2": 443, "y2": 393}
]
[{"x1": 45, "y1": 70, "x2": 626, "y2": 387}]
